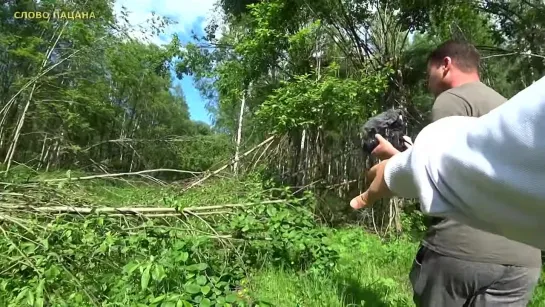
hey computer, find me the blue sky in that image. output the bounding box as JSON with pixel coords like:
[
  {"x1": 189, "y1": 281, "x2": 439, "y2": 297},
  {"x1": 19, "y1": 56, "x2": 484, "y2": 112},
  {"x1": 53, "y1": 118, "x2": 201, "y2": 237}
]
[{"x1": 114, "y1": 0, "x2": 217, "y2": 125}]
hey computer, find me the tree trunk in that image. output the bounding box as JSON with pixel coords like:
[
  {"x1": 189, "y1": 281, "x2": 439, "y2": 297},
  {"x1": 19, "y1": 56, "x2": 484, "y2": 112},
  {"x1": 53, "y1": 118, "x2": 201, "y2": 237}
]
[
  {"x1": 37, "y1": 134, "x2": 48, "y2": 170},
  {"x1": 298, "y1": 128, "x2": 307, "y2": 186},
  {"x1": 4, "y1": 22, "x2": 67, "y2": 173},
  {"x1": 234, "y1": 86, "x2": 247, "y2": 176}
]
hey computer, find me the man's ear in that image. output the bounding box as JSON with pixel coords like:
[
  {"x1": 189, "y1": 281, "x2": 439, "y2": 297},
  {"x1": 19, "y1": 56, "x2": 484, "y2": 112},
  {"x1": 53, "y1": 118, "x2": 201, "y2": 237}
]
[
  {"x1": 443, "y1": 56, "x2": 452, "y2": 72},
  {"x1": 441, "y1": 56, "x2": 452, "y2": 78}
]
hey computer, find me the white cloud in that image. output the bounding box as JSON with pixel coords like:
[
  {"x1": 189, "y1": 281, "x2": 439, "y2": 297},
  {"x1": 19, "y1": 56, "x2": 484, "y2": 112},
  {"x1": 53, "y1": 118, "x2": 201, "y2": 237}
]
[{"x1": 113, "y1": 0, "x2": 219, "y2": 45}]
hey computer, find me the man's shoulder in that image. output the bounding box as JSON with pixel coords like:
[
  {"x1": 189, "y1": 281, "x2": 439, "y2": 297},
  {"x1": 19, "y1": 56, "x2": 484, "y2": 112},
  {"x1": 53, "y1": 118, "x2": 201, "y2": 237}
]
[
  {"x1": 447, "y1": 81, "x2": 507, "y2": 102},
  {"x1": 431, "y1": 82, "x2": 506, "y2": 120},
  {"x1": 435, "y1": 90, "x2": 468, "y2": 105},
  {"x1": 432, "y1": 88, "x2": 472, "y2": 112}
]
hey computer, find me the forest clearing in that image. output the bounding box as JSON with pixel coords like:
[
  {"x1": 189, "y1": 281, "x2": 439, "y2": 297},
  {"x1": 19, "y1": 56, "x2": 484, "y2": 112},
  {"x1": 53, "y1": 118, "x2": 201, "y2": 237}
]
[
  {"x1": 2, "y1": 169, "x2": 545, "y2": 306},
  {"x1": 1, "y1": 0, "x2": 545, "y2": 306}
]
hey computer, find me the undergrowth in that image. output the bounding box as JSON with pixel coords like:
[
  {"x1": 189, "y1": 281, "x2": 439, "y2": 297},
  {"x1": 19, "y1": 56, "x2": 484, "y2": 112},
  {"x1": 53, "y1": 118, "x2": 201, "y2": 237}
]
[
  {"x1": 0, "y1": 170, "x2": 338, "y2": 306},
  {"x1": 0, "y1": 167, "x2": 544, "y2": 306}
]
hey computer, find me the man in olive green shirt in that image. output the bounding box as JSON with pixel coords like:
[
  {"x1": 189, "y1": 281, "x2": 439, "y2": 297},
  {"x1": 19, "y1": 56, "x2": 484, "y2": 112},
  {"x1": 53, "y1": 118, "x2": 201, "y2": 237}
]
[{"x1": 371, "y1": 40, "x2": 541, "y2": 306}]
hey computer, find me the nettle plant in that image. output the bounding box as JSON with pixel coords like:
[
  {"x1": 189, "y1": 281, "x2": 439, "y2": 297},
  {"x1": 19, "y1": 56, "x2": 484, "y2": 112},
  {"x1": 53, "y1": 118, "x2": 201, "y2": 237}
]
[
  {"x1": 0, "y1": 178, "x2": 338, "y2": 306},
  {"x1": 0, "y1": 217, "x2": 249, "y2": 307},
  {"x1": 225, "y1": 188, "x2": 339, "y2": 273}
]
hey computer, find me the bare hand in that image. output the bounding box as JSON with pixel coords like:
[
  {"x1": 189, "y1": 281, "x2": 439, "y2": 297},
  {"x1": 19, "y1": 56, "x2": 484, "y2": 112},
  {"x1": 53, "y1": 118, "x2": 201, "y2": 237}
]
[
  {"x1": 350, "y1": 160, "x2": 393, "y2": 209},
  {"x1": 371, "y1": 134, "x2": 400, "y2": 160}
]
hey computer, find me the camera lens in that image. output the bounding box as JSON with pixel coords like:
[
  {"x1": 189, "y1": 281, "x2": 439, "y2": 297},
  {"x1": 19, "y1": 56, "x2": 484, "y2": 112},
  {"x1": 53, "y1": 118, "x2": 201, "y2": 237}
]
[{"x1": 363, "y1": 138, "x2": 378, "y2": 154}]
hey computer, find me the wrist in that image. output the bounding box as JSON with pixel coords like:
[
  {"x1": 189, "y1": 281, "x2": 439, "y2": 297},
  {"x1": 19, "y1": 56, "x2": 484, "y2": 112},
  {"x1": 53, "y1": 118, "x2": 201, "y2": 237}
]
[
  {"x1": 386, "y1": 148, "x2": 400, "y2": 159},
  {"x1": 384, "y1": 149, "x2": 418, "y2": 198}
]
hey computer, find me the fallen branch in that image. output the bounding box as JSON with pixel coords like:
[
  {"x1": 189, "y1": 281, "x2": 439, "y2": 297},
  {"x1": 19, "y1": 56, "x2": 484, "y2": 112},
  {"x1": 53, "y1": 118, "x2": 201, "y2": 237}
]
[
  {"x1": 324, "y1": 179, "x2": 358, "y2": 189},
  {"x1": 292, "y1": 179, "x2": 324, "y2": 195},
  {"x1": 251, "y1": 136, "x2": 275, "y2": 171},
  {"x1": 0, "y1": 199, "x2": 286, "y2": 215},
  {"x1": 187, "y1": 199, "x2": 284, "y2": 211},
  {"x1": 181, "y1": 135, "x2": 276, "y2": 193},
  {"x1": 39, "y1": 168, "x2": 202, "y2": 183},
  {"x1": 0, "y1": 192, "x2": 25, "y2": 197},
  {"x1": 82, "y1": 136, "x2": 212, "y2": 152},
  {"x1": 109, "y1": 211, "x2": 232, "y2": 217}
]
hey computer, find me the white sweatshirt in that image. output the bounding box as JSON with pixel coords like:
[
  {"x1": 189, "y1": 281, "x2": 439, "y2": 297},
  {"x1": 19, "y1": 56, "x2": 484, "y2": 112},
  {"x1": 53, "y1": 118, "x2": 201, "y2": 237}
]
[{"x1": 384, "y1": 76, "x2": 545, "y2": 250}]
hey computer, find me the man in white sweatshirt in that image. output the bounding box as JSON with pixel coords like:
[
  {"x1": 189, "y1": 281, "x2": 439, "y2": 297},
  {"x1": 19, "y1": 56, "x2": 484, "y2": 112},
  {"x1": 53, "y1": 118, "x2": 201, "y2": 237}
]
[
  {"x1": 353, "y1": 40, "x2": 541, "y2": 307},
  {"x1": 351, "y1": 73, "x2": 545, "y2": 251}
]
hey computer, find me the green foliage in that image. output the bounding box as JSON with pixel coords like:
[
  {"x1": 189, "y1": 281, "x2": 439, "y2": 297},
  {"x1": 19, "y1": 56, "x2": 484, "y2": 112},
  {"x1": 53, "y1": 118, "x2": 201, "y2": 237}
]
[
  {"x1": 220, "y1": 0, "x2": 262, "y2": 18},
  {"x1": 398, "y1": 203, "x2": 428, "y2": 242},
  {"x1": 0, "y1": 216, "x2": 245, "y2": 306},
  {"x1": 256, "y1": 73, "x2": 390, "y2": 134},
  {"x1": 177, "y1": 0, "x2": 318, "y2": 134},
  {"x1": 0, "y1": 172, "x2": 338, "y2": 306},
  {"x1": 226, "y1": 189, "x2": 339, "y2": 273},
  {"x1": 4, "y1": 0, "x2": 545, "y2": 304},
  {"x1": 0, "y1": 1, "x2": 218, "y2": 174},
  {"x1": 248, "y1": 227, "x2": 545, "y2": 306},
  {"x1": 248, "y1": 228, "x2": 417, "y2": 306}
]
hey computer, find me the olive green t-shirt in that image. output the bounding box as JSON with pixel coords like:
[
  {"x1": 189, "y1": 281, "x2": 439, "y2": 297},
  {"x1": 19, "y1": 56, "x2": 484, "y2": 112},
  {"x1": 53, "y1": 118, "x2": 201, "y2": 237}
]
[{"x1": 421, "y1": 81, "x2": 542, "y2": 268}]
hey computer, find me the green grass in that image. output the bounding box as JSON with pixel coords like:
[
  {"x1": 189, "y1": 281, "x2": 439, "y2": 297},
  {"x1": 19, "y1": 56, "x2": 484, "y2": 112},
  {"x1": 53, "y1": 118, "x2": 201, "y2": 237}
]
[
  {"x1": 247, "y1": 228, "x2": 545, "y2": 307},
  {"x1": 247, "y1": 228, "x2": 417, "y2": 306},
  {"x1": 6, "y1": 169, "x2": 545, "y2": 306},
  {"x1": 532, "y1": 275, "x2": 545, "y2": 307},
  {"x1": 66, "y1": 176, "x2": 261, "y2": 208}
]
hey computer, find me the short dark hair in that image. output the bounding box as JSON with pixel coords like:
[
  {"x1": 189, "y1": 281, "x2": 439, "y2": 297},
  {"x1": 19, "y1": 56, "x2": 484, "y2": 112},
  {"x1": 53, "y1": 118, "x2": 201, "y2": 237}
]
[{"x1": 427, "y1": 40, "x2": 480, "y2": 73}]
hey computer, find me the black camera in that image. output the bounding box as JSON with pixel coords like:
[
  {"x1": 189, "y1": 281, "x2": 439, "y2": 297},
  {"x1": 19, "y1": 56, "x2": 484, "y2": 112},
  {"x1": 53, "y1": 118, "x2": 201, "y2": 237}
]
[{"x1": 360, "y1": 109, "x2": 408, "y2": 155}]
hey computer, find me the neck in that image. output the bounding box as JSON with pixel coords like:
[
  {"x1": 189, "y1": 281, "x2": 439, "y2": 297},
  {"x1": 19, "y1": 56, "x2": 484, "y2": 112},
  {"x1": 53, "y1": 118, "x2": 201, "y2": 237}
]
[{"x1": 450, "y1": 73, "x2": 480, "y2": 88}]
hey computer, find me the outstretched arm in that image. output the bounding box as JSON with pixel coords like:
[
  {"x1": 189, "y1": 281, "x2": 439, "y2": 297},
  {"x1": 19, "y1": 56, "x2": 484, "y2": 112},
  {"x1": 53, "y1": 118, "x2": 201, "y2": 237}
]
[
  {"x1": 354, "y1": 76, "x2": 545, "y2": 250},
  {"x1": 369, "y1": 89, "x2": 467, "y2": 160}
]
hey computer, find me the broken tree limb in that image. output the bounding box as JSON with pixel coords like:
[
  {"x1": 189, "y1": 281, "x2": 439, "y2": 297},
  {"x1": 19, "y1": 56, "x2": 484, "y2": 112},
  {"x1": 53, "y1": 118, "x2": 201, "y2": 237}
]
[
  {"x1": 181, "y1": 135, "x2": 276, "y2": 193},
  {"x1": 0, "y1": 199, "x2": 286, "y2": 215},
  {"x1": 109, "y1": 211, "x2": 232, "y2": 217},
  {"x1": 40, "y1": 168, "x2": 202, "y2": 183},
  {"x1": 186, "y1": 199, "x2": 284, "y2": 211},
  {"x1": 251, "y1": 137, "x2": 275, "y2": 171}
]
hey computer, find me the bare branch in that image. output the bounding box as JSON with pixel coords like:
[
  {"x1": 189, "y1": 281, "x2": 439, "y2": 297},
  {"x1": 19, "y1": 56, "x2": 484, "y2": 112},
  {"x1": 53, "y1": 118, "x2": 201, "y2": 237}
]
[
  {"x1": 182, "y1": 135, "x2": 276, "y2": 192},
  {"x1": 40, "y1": 168, "x2": 203, "y2": 183}
]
